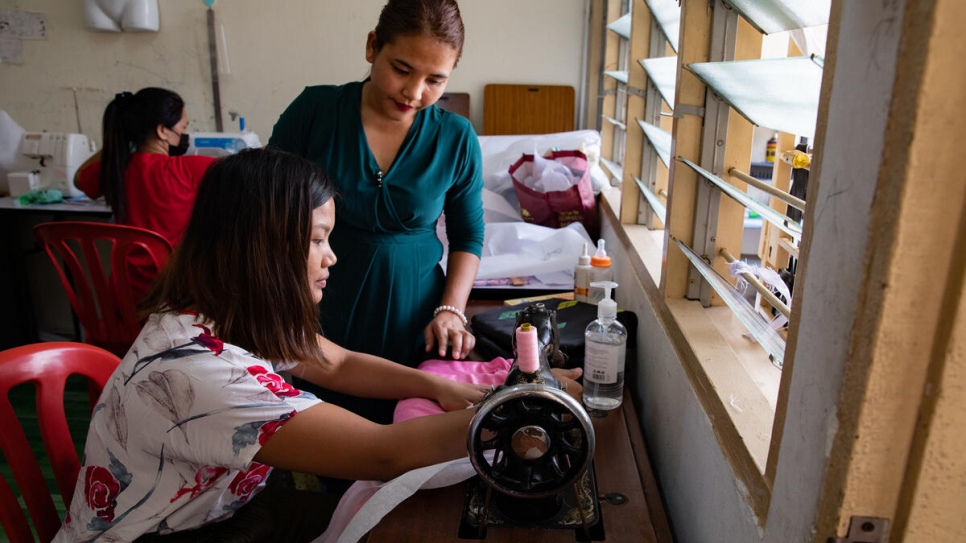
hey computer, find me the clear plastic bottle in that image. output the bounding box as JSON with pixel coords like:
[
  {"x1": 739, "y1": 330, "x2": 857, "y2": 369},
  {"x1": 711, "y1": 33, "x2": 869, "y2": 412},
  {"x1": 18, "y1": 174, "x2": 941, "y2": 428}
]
[
  {"x1": 574, "y1": 243, "x2": 592, "y2": 303},
  {"x1": 587, "y1": 239, "x2": 613, "y2": 305},
  {"x1": 582, "y1": 281, "x2": 627, "y2": 411}
]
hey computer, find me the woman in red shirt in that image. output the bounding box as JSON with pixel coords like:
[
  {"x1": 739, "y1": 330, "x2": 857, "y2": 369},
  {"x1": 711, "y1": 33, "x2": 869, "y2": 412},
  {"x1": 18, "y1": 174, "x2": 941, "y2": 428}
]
[{"x1": 75, "y1": 88, "x2": 216, "y2": 300}]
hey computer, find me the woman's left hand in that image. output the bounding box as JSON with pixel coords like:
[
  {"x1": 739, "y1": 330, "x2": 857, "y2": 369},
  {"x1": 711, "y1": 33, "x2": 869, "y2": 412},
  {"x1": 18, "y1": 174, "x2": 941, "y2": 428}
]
[
  {"x1": 436, "y1": 380, "x2": 490, "y2": 411},
  {"x1": 424, "y1": 311, "x2": 476, "y2": 360}
]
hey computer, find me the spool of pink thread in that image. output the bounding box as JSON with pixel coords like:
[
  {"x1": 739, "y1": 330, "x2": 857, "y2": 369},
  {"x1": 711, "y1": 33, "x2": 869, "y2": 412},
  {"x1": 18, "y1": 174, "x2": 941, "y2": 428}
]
[{"x1": 515, "y1": 323, "x2": 540, "y2": 373}]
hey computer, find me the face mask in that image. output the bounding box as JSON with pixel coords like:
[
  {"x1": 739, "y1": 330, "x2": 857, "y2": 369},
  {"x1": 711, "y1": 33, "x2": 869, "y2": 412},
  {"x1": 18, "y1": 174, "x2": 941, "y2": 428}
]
[{"x1": 168, "y1": 132, "x2": 190, "y2": 157}]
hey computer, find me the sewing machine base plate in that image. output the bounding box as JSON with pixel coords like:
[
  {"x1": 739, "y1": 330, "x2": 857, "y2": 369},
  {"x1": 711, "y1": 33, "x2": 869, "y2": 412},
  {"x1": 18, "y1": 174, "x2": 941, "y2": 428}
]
[{"x1": 457, "y1": 464, "x2": 604, "y2": 541}]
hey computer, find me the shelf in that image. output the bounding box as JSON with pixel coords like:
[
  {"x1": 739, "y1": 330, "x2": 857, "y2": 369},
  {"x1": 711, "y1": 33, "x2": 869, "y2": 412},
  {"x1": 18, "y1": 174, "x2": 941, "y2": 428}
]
[
  {"x1": 723, "y1": 0, "x2": 831, "y2": 35},
  {"x1": 644, "y1": 0, "x2": 681, "y2": 53},
  {"x1": 687, "y1": 56, "x2": 823, "y2": 138},
  {"x1": 638, "y1": 56, "x2": 677, "y2": 109}
]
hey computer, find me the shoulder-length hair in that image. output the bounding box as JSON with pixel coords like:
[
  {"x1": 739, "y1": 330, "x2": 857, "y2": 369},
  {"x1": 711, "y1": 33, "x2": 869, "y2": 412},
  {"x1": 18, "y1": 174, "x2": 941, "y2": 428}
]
[{"x1": 141, "y1": 148, "x2": 337, "y2": 367}]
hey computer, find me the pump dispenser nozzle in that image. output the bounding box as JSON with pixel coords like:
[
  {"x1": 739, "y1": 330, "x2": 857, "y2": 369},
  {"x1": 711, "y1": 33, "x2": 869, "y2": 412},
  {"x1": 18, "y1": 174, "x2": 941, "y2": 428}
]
[
  {"x1": 590, "y1": 281, "x2": 618, "y2": 318},
  {"x1": 588, "y1": 242, "x2": 613, "y2": 305}
]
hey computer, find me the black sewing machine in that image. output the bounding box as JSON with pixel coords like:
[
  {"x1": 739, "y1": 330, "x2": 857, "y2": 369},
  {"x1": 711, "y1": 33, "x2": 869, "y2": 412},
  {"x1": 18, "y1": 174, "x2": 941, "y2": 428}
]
[{"x1": 462, "y1": 303, "x2": 604, "y2": 541}]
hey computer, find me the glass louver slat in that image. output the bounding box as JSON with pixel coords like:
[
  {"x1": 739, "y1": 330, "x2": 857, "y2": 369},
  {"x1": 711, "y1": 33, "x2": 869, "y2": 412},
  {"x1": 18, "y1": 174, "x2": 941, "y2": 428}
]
[
  {"x1": 633, "y1": 176, "x2": 667, "y2": 224},
  {"x1": 638, "y1": 56, "x2": 677, "y2": 109},
  {"x1": 723, "y1": 0, "x2": 831, "y2": 35},
  {"x1": 644, "y1": 0, "x2": 681, "y2": 52},
  {"x1": 679, "y1": 157, "x2": 802, "y2": 243},
  {"x1": 604, "y1": 70, "x2": 629, "y2": 84},
  {"x1": 687, "y1": 56, "x2": 822, "y2": 138},
  {"x1": 673, "y1": 238, "x2": 787, "y2": 366},
  {"x1": 637, "y1": 119, "x2": 672, "y2": 168},
  {"x1": 607, "y1": 13, "x2": 632, "y2": 39},
  {"x1": 600, "y1": 157, "x2": 623, "y2": 182}
]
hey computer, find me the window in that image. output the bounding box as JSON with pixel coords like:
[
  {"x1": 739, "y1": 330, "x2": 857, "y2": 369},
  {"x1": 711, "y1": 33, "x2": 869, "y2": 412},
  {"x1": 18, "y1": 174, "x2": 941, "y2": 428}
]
[{"x1": 593, "y1": 0, "x2": 831, "y2": 519}]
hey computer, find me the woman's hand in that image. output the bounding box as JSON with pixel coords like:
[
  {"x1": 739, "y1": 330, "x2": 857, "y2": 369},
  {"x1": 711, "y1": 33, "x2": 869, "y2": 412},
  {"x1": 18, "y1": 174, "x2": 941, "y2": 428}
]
[
  {"x1": 551, "y1": 367, "x2": 584, "y2": 403},
  {"x1": 424, "y1": 310, "x2": 476, "y2": 360},
  {"x1": 435, "y1": 379, "x2": 490, "y2": 411},
  {"x1": 431, "y1": 368, "x2": 581, "y2": 414}
]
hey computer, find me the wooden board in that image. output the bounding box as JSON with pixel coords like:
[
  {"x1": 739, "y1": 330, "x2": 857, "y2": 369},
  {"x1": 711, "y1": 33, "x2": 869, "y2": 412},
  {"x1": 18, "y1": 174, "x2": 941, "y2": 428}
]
[
  {"x1": 435, "y1": 92, "x2": 470, "y2": 119},
  {"x1": 483, "y1": 84, "x2": 575, "y2": 135}
]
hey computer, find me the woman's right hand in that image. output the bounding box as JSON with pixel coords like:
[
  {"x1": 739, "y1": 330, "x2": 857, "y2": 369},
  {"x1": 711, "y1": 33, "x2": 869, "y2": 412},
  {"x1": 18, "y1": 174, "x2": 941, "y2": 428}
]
[{"x1": 551, "y1": 367, "x2": 583, "y2": 403}]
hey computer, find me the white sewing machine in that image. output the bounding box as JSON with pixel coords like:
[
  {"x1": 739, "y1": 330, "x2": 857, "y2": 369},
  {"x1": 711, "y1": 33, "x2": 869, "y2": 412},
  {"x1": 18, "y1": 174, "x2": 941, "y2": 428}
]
[
  {"x1": 188, "y1": 131, "x2": 262, "y2": 158},
  {"x1": 7, "y1": 132, "x2": 96, "y2": 198}
]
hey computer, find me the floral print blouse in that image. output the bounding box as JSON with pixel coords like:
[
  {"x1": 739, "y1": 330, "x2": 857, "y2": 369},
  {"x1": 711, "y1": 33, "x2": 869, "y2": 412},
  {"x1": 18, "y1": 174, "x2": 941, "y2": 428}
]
[{"x1": 54, "y1": 311, "x2": 322, "y2": 542}]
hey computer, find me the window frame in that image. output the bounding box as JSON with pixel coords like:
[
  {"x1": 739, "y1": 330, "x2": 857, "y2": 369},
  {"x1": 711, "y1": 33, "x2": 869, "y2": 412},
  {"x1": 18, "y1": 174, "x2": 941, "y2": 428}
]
[{"x1": 592, "y1": 0, "x2": 827, "y2": 522}]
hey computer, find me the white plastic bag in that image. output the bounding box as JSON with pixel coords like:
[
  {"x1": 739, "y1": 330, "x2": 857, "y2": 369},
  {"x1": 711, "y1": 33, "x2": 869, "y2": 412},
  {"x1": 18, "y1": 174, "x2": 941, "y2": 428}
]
[{"x1": 474, "y1": 221, "x2": 593, "y2": 285}]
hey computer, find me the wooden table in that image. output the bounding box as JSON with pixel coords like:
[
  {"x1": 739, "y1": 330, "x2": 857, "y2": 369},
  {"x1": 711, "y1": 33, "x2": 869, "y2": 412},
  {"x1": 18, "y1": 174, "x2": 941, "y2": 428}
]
[{"x1": 364, "y1": 390, "x2": 673, "y2": 542}]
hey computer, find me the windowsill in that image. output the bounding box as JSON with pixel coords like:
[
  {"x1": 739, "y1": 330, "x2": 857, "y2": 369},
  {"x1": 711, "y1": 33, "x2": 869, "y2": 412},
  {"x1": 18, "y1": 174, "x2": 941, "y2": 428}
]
[
  {"x1": 601, "y1": 187, "x2": 775, "y2": 513},
  {"x1": 665, "y1": 299, "x2": 776, "y2": 473}
]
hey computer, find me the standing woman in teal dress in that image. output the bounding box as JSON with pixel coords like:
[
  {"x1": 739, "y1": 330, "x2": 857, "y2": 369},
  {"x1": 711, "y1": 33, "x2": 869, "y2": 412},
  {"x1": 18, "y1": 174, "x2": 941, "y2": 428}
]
[{"x1": 269, "y1": 0, "x2": 484, "y2": 423}]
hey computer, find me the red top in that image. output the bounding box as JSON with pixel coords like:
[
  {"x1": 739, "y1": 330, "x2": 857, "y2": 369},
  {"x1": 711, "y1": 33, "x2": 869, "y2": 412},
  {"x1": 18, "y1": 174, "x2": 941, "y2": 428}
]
[
  {"x1": 77, "y1": 152, "x2": 216, "y2": 246},
  {"x1": 77, "y1": 153, "x2": 215, "y2": 301}
]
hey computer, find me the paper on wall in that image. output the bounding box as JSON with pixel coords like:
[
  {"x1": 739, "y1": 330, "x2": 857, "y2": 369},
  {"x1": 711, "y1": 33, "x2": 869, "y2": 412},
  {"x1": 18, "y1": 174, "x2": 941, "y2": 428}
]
[
  {"x1": 0, "y1": 36, "x2": 23, "y2": 64},
  {"x1": 0, "y1": 11, "x2": 48, "y2": 40}
]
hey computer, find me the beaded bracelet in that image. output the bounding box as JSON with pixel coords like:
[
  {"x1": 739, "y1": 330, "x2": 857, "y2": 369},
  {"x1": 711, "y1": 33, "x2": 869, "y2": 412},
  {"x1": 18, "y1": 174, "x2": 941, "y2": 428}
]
[{"x1": 433, "y1": 304, "x2": 468, "y2": 326}]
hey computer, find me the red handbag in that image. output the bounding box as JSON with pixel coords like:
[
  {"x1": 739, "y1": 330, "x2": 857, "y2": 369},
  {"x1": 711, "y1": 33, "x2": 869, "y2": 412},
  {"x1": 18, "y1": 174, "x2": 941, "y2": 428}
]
[{"x1": 509, "y1": 150, "x2": 599, "y2": 238}]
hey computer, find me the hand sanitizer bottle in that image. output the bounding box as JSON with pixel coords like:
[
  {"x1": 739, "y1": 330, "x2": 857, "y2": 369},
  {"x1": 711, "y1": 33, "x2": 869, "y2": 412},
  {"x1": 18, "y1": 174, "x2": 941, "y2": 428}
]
[{"x1": 582, "y1": 281, "x2": 627, "y2": 411}]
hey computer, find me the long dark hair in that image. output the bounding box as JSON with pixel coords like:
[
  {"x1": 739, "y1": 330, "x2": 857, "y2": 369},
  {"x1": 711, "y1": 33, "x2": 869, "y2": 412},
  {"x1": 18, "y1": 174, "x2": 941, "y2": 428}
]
[
  {"x1": 372, "y1": 0, "x2": 465, "y2": 63},
  {"x1": 141, "y1": 148, "x2": 337, "y2": 367},
  {"x1": 100, "y1": 87, "x2": 184, "y2": 222}
]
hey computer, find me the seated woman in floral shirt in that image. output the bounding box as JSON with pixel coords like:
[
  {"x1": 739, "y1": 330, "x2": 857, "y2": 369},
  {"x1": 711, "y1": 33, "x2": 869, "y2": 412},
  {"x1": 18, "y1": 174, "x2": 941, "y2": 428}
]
[{"x1": 54, "y1": 148, "x2": 584, "y2": 543}]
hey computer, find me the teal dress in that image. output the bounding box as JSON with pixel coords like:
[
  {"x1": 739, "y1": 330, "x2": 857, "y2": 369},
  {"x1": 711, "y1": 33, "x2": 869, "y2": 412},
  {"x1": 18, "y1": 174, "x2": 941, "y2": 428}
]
[{"x1": 269, "y1": 82, "x2": 484, "y2": 422}]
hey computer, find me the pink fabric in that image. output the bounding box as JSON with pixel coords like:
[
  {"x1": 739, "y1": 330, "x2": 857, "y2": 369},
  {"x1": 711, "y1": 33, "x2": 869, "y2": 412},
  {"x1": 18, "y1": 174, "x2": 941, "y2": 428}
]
[{"x1": 393, "y1": 357, "x2": 512, "y2": 423}]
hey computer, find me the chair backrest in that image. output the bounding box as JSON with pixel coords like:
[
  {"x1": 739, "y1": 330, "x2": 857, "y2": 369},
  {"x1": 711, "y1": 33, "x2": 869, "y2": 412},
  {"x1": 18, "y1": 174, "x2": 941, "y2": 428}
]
[
  {"x1": 33, "y1": 221, "x2": 172, "y2": 357},
  {"x1": 0, "y1": 342, "x2": 120, "y2": 543}
]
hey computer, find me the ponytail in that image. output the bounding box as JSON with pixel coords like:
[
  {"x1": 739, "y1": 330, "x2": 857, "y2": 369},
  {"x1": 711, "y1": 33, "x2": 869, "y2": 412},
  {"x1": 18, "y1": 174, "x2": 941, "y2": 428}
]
[{"x1": 100, "y1": 92, "x2": 134, "y2": 222}]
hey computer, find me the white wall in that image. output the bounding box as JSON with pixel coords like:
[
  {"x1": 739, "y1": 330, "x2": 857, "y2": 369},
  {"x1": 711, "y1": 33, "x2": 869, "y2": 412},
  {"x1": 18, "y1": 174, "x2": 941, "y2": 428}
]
[
  {"x1": 0, "y1": 0, "x2": 587, "y2": 338},
  {"x1": 0, "y1": 0, "x2": 587, "y2": 143}
]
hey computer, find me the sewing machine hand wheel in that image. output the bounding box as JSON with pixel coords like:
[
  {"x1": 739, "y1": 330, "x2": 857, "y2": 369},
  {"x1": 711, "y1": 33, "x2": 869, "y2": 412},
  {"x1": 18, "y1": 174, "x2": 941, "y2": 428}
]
[{"x1": 467, "y1": 384, "x2": 595, "y2": 499}]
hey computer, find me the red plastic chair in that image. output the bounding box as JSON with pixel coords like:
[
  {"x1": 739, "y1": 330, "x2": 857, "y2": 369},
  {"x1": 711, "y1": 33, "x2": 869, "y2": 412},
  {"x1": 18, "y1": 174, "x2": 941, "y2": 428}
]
[
  {"x1": 33, "y1": 221, "x2": 172, "y2": 358},
  {"x1": 0, "y1": 342, "x2": 120, "y2": 543}
]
